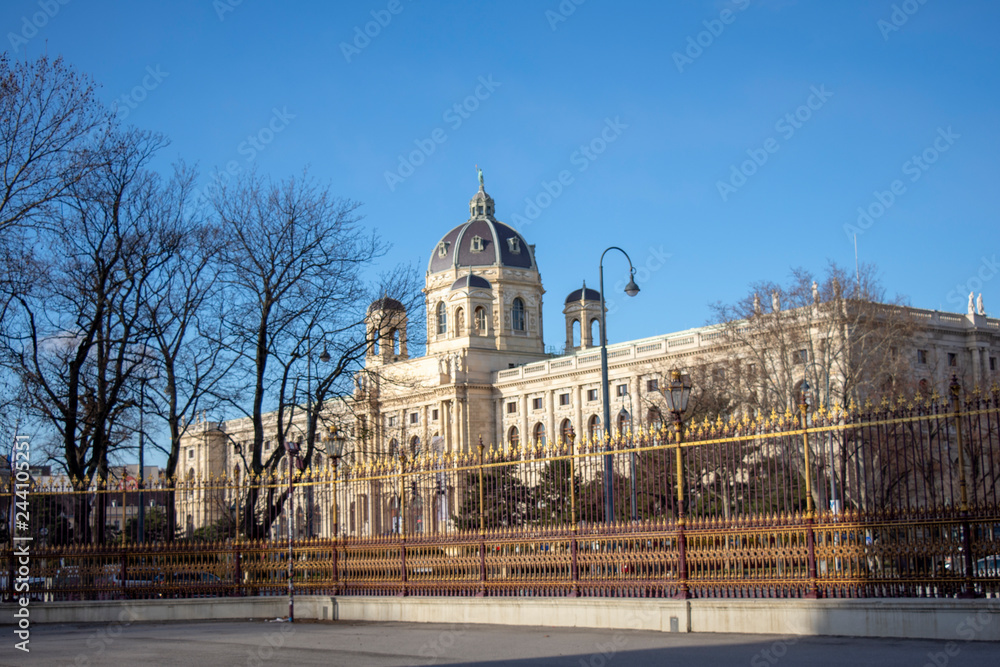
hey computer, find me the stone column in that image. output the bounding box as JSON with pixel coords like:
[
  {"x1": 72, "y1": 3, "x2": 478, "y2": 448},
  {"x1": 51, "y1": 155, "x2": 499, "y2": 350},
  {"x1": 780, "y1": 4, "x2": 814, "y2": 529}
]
[
  {"x1": 520, "y1": 394, "x2": 529, "y2": 453},
  {"x1": 633, "y1": 375, "x2": 642, "y2": 434},
  {"x1": 495, "y1": 398, "x2": 503, "y2": 450},
  {"x1": 574, "y1": 385, "x2": 583, "y2": 446},
  {"x1": 546, "y1": 389, "x2": 556, "y2": 447}
]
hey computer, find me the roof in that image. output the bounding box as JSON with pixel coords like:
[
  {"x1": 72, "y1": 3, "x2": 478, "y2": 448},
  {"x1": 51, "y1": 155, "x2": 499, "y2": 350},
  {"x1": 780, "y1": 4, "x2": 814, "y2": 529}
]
[
  {"x1": 565, "y1": 282, "x2": 601, "y2": 304},
  {"x1": 427, "y1": 187, "x2": 536, "y2": 274},
  {"x1": 367, "y1": 297, "x2": 406, "y2": 314},
  {"x1": 451, "y1": 274, "x2": 492, "y2": 291}
]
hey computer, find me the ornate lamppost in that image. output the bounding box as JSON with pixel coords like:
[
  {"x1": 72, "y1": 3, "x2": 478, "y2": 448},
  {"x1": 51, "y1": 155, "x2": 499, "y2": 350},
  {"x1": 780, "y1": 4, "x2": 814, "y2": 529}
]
[
  {"x1": 283, "y1": 439, "x2": 305, "y2": 622},
  {"x1": 598, "y1": 247, "x2": 640, "y2": 523},
  {"x1": 321, "y1": 427, "x2": 345, "y2": 594},
  {"x1": 664, "y1": 370, "x2": 692, "y2": 598}
]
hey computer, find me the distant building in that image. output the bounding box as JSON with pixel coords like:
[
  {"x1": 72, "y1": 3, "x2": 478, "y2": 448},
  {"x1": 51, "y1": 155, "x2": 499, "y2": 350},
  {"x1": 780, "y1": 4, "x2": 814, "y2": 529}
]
[{"x1": 179, "y1": 180, "x2": 1000, "y2": 535}]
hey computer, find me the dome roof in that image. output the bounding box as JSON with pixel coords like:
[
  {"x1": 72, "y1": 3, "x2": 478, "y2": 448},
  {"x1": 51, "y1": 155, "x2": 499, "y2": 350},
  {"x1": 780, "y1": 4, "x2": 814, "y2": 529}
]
[
  {"x1": 450, "y1": 274, "x2": 492, "y2": 291},
  {"x1": 367, "y1": 296, "x2": 405, "y2": 314},
  {"x1": 427, "y1": 186, "x2": 535, "y2": 274},
  {"x1": 565, "y1": 281, "x2": 600, "y2": 304}
]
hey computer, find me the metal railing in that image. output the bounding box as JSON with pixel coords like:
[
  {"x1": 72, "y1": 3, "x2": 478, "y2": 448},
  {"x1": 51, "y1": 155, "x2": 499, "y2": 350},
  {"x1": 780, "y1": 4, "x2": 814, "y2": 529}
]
[{"x1": 4, "y1": 387, "x2": 1000, "y2": 601}]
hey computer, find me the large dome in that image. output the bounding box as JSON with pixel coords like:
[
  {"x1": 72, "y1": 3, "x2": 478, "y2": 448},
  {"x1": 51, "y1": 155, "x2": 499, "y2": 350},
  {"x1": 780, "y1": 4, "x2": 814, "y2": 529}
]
[{"x1": 427, "y1": 185, "x2": 536, "y2": 274}]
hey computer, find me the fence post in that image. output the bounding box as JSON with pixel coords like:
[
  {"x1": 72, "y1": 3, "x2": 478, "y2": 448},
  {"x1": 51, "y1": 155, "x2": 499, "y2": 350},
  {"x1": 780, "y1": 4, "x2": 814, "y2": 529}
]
[
  {"x1": 120, "y1": 546, "x2": 128, "y2": 600},
  {"x1": 7, "y1": 476, "x2": 14, "y2": 602},
  {"x1": 951, "y1": 376, "x2": 979, "y2": 599},
  {"x1": 674, "y1": 415, "x2": 689, "y2": 599},
  {"x1": 331, "y1": 465, "x2": 340, "y2": 595},
  {"x1": 398, "y1": 458, "x2": 407, "y2": 597},
  {"x1": 800, "y1": 397, "x2": 819, "y2": 599},
  {"x1": 477, "y1": 438, "x2": 487, "y2": 597},
  {"x1": 569, "y1": 450, "x2": 579, "y2": 597}
]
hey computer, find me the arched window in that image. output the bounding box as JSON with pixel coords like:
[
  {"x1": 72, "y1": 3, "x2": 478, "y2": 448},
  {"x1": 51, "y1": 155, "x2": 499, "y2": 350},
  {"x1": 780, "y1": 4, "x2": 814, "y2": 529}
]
[
  {"x1": 474, "y1": 306, "x2": 487, "y2": 334},
  {"x1": 388, "y1": 438, "x2": 398, "y2": 458},
  {"x1": 617, "y1": 409, "x2": 630, "y2": 436},
  {"x1": 410, "y1": 435, "x2": 421, "y2": 456},
  {"x1": 533, "y1": 422, "x2": 546, "y2": 446},
  {"x1": 391, "y1": 329, "x2": 400, "y2": 355},
  {"x1": 572, "y1": 319, "x2": 581, "y2": 347},
  {"x1": 560, "y1": 419, "x2": 574, "y2": 444},
  {"x1": 512, "y1": 298, "x2": 525, "y2": 332},
  {"x1": 456, "y1": 307, "x2": 465, "y2": 336},
  {"x1": 436, "y1": 302, "x2": 447, "y2": 335},
  {"x1": 507, "y1": 426, "x2": 520, "y2": 448},
  {"x1": 590, "y1": 318, "x2": 600, "y2": 345},
  {"x1": 588, "y1": 415, "x2": 601, "y2": 441}
]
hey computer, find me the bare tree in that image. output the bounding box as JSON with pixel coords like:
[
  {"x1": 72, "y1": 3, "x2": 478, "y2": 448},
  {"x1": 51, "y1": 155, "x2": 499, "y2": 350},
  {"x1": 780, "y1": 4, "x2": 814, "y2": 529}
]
[
  {"x1": 0, "y1": 54, "x2": 108, "y2": 236},
  {"x1": 3, "y1": 128, "x2": 182, "y2": 541},
  {"x1": 141, "y1": 178, "x2": 234, "y2": 481},
  {"x1": 211, "y1": 170, "x2": 403, "y2": 539},
  {"x1": 706, "y1": 262, "x2": 914, "y2": 415},
  {"x1": 0, "y1": 55, "x2": 109, "y2": 438}
]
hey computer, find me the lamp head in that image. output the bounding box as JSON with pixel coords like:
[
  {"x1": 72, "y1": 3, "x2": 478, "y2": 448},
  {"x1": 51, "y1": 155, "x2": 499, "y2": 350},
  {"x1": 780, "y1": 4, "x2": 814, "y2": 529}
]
[
  {"x1": 624, "y1": 269, "x2": 640, "y2": 297},
  {"x1": 322, "y1": 428, "x2": 346, "y2": 459},
  {"x1": 665, "y1": 370, "x2": 692, "y2": 415}
]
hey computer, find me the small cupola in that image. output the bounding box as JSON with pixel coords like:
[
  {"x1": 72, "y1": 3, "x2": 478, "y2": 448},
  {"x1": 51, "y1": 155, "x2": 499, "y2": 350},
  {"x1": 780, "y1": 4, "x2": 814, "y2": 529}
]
[{"x1": 469, "y1": 166, "x2": 495, "y2": 219}]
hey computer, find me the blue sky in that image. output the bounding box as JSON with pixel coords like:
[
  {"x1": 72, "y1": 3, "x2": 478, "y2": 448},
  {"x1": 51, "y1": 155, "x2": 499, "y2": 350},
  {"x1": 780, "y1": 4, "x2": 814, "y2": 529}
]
[{"x1": 4, "y1": 0, "x2": 998, "y2": 351}]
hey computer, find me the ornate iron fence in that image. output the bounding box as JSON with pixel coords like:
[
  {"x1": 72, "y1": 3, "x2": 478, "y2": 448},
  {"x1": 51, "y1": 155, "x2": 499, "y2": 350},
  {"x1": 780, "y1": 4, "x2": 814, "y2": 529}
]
[{"x1": 5, "y1": 387, "x2": 1000, "y2": 601}]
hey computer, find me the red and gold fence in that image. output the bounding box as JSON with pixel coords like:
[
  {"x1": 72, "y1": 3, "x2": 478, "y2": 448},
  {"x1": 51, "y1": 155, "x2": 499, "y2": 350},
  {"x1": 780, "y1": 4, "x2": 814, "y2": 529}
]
[{"x1": 4, "y1": 387, "x2": 1000, "y2": 601}]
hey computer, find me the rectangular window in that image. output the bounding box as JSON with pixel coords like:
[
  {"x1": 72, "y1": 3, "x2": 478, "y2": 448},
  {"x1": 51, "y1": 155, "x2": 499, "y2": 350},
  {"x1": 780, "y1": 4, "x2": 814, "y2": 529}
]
[
  {"x1": 387, "y1": 416, "x2": 397, "y2": 427},
  {"x1": 431, "y1": 409, "x2": 439, "y2": 421},
  {"x1": 532, "y1": 397, "x2": 543, "y2": 410},
  {"x1": 506, "y1": 402, "x2": 517, "y2": 414},
  {"x1": 795, "y1": 349, "x2": 808, "y2": 364},
  {"x1": 587, "y1": 388, "x2": 599, "y2": 402},
  {"x1": 917, "y1": 349, "x2": 928, "y2": 365},
  {"x1": 616, "y1": 384, "x2": 628, "y2": 397},
  {"x1": 409, "y1": 412, "x2": 419, "y2": 425},
  {"x1": 948, "y1": 353, "x2": 957, "y2": 367},
  {"x1": 559, "y1": 393, "x2": 570, "y2": 406},
  {"x1": 646, "y1": 379, "x2": 658, "y2": 392},
  {"x1": 991, "y1": 357, "x2": 997, "y2": 371},
  {"x1": 187, "y1": 448, "x2": 194, "y2": 459}
]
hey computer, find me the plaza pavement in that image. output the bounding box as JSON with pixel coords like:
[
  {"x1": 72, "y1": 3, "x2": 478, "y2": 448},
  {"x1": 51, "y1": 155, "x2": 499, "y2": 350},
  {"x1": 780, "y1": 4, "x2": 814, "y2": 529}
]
[{"x1": 4, "y1": 619, "x2": 998, "y2": 667}]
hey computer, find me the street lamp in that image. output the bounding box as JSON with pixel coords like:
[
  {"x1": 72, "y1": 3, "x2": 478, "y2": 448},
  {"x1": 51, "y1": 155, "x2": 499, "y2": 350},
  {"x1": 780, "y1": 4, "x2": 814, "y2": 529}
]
[
  {"x1": 620, "y1": 388, "x2": 637, "y2": 522},
  {"x1": 801, "y1": 361, "x2": 837, "y2": 514},
  {"x1": 598, "y1": 246, "x2": 640, "y2": 523},
  {"x1": 302, "y1": 339, "x2": 331, "y2": 538},
  {"x1": 664, "y1": 370, "x2": 692, "y2": 515},
  {"x1": 321, "y1": 428, "x2": 346, "y2": 539},
  {"x1": 284, "y1": 439, "x2": 305, "y2": 622}
]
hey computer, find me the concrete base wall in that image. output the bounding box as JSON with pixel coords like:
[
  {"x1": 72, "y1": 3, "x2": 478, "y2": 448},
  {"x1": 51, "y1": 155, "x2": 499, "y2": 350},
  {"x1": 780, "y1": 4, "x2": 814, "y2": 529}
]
[
  {"x1": 330, "y1": 596, "x2": 691, "y2": 634},
  {"x1": 2, "y1": 596, "x2": 335, "y2": 625},
  {"x1": 690, "y1": 598, "x2": 1000, "y2": 641},
  {"x1": 5, "y1": 596, "x2": 1000, "y2": 641}
]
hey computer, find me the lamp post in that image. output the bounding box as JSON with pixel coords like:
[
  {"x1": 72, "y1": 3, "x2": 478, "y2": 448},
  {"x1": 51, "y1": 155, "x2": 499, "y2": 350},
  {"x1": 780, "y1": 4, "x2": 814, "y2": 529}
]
[
  {"x1": 664, "y1": 370, "x2": 692, "y2": 598},
  {"x1": 598, "y1": 247, "x2": 640, "y2": 523},
  {"x1": 284, "y1": 439, "x2": 305, "y2": 622},
  {"x1": 621, "y1": 388, "x2": 636, "y2": 522},
  {"x1": 303, "y1": 338, "x2": 331, "y2": 538},
  {"x1": 321, "y1": 427, "x2": 345, "y2": 593},
  {"x1": 138, "y1": 381, "x2": 146, "y2": 542},
  {"x1": 134, "y1": 361, "x2": 159, "y2": 544},
  {"x1": 664, "y1": 371, "x2": 693, "y2": 512},
  {"x1": 801, "y1": 361, "x2": 836, "y2": 514},
  {"x1": 321, "y1": 428, "x2": 346, "y2": 537}
]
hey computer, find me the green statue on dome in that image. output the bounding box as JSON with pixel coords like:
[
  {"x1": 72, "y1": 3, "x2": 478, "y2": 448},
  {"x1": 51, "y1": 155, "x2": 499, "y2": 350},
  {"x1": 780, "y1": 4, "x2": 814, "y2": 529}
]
[{"x1": 476, "y1": 164, "x2": 484, "y2": 189}]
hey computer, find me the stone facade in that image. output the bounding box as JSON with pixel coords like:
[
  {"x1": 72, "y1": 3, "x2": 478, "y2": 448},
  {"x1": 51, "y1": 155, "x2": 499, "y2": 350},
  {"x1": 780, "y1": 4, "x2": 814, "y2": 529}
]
[{"x1": 179, "y1": 182, "x2": 1000, "y2": 515}]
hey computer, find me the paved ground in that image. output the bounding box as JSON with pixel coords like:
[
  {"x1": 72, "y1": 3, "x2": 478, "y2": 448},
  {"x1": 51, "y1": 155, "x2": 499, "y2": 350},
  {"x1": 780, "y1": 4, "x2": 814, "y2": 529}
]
[{"x1": 4, "y1": 619, "x2": 998, "y2": 666}]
